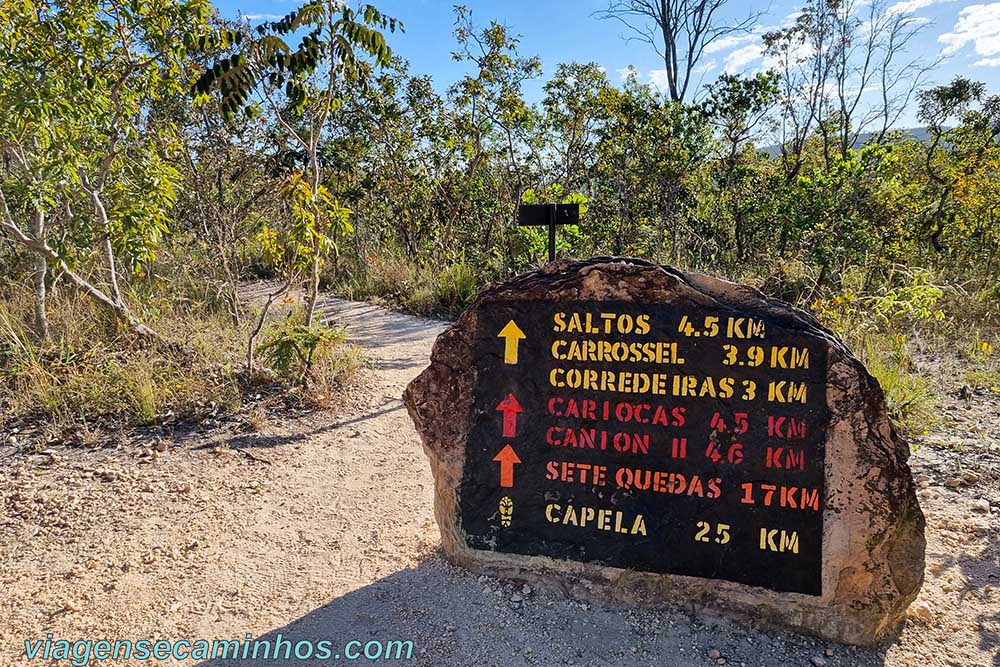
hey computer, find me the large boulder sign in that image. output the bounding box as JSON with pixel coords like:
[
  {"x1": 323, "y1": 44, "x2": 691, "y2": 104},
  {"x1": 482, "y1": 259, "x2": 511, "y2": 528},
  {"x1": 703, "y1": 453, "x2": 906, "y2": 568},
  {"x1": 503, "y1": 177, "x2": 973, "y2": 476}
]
[{"x1": 403, "y1": 258, "x2": 925, "y2": 646}]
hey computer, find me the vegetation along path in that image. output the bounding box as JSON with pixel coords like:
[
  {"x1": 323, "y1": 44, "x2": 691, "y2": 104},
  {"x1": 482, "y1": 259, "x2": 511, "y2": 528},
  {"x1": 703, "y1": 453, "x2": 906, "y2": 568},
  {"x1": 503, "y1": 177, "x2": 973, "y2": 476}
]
[{"x1": 1, "y1": 292, "x2": 997, "y2": 667}]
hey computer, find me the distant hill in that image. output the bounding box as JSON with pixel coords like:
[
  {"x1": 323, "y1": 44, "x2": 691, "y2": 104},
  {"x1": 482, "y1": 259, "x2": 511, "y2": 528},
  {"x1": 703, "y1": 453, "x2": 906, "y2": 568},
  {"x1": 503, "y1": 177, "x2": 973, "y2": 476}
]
[{"x1": 760, "y1": 127, "x2": 932, "y2": 156}]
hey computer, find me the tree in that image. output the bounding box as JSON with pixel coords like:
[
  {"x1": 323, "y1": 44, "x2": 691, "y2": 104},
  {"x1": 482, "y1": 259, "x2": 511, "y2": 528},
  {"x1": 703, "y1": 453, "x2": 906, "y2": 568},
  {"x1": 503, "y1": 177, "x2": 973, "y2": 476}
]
[
  {"x1": 786, "y1": 144, "x2": 915, "y2": 293},
  {"x1": 172, "y1": 69, "x2": 282, "y2": 326},
  {"x1": 335, "y1": 62, "x2": 463, "y2": 261},
  {"x1": 590, "y1": 77, "x2": 709, "y2": 257},
  {"x1": 764, "y1": 0, "x2": 933, "y2": 176},
  {"x1": 542, "y1": 63, "x2": 610, "y2": 194},
  {"x1": 0, "y1": 0, "x2": 211, "y2": 342},
  {"x1": 448, "y1": 6, "x2": 542, "y2": 254},
  {"x1": 703, "y1": 72, "x2": 780, "y2": 261},
  {"x1": 917, "y1": 77, "x2": 1000, "y2": 252},
  {"x1": 595, "y1": 0, "x2": 761, "y2": 103},
  {"x1": 195, "y1": 1, "x2": 400, "y2": 335}
]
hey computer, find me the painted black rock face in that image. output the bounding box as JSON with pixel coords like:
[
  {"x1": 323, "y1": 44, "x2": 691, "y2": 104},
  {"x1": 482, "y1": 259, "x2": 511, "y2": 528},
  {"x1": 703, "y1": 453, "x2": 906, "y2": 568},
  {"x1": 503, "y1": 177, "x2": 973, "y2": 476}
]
[{"x1": 460, "y1": 300, "x2": 828, "y2": 595}]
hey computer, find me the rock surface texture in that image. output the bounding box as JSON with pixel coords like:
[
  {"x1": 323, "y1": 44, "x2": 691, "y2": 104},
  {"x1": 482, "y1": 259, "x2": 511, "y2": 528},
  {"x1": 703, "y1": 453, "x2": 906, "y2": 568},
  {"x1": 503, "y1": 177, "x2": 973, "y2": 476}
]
[{"x1": 403, "y1": 258, "x2": 925, "y2": 646}]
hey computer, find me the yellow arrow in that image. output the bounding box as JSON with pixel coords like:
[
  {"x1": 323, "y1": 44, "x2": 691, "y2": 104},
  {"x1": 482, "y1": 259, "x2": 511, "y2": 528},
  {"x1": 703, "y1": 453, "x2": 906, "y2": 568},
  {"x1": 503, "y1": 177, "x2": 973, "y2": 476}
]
[{"x1": 497, "y1": 320, "x2": 526, "y2": 364}]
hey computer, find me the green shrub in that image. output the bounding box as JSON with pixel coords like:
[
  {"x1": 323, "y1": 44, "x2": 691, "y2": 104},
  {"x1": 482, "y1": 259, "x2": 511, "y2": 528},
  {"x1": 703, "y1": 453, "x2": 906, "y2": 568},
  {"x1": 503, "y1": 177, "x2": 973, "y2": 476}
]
[
  {"x1": 431, "y1": 261, "x2": 479, "y2": 316},
  {"x1": 810, "y1": 271, "x2": 950, "y2": 436},
  {"x1": 259, "y1": 314, "x2": 359, "y2": 386},
  {"x1": 859, "y1": 335, "x2": 938, "y2": 435}
]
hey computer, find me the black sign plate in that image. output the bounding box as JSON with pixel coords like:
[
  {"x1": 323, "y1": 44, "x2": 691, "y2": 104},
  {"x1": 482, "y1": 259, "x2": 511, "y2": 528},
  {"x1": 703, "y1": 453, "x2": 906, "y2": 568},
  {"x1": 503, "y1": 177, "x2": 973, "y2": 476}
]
[
  {"x1": 518, "y1": 203, "x2": 580, "y2": 227},
  {"x1": 459, "y1": 300, "x2": 828, "y2": 595}
]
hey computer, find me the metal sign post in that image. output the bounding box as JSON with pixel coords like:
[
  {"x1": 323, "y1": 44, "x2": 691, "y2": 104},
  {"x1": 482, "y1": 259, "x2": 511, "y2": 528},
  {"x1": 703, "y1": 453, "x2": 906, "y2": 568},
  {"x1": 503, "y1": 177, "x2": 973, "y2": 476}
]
[{"x1": 517, "y1": 203, "x2": 580, "y2": 262}]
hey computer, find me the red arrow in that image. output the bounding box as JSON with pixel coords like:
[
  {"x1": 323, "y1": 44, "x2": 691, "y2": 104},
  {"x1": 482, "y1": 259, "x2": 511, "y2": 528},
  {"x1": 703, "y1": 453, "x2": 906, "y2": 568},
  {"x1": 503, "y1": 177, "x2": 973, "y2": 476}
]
[
  {"x1": 493, "y1": 444, "x2": 521, "y2": 488},
  {"x1": 496, "y1": 393, "x2": 523, "y2": 437}
]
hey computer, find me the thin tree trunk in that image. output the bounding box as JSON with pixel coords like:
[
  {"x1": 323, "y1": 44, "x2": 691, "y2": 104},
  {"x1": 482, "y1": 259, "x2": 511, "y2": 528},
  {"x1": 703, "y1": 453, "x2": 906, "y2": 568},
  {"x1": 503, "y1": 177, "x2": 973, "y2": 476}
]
[
  {"x1": 0, "y1": 208, "x2": 163, "y2": 343},
  {"x1": 808, "y1": 262, "x2": 829, "y2": 303},
  {"x1": 102, "y1": 234, "x2": 123, "y2": 306},
  {"x1": 248, "y1": 276, "x2": 295, "y2": 372},
  {"x1": 79, "y1": 173, "x2": 124, "y2": 306},
  {"x1": 3, "y1": 170, "x2": 163, "y2": 344},
  {"x1": 305, "y1": 140, "x2": 322, "y2": 326},
  {"x1": 28, "y1": 211, "x2": 48, "y2": 342},
  {"x1": 305, "y1": 247, "x2": 320, "y2": 326}
]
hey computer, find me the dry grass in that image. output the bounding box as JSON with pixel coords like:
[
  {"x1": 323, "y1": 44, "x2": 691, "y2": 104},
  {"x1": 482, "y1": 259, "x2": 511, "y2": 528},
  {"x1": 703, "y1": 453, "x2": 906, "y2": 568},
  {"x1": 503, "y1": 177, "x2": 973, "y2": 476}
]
[
  {"x1": 326, "y1": 254, "x2": 481, "y2": 318},
  {"x1": 0, "y1": 288, "x2": 241, "y2": 429},
  {"x1": 808, "y1": 265, "x2": 1000, "y2": 436},
  {"x1": 0, "y1": 284, "x2": 363, "y2": 439},
  {"x1": 859, "y1": 335, "x2": 939, "y2": 435}
]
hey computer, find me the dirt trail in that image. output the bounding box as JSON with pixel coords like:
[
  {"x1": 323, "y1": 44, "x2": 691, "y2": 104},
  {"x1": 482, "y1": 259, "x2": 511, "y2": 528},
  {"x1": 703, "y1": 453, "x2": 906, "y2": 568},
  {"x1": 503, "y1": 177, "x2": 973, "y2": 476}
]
[{"x1": 1, "y1": 293, "x2": 997, "y2": 667}]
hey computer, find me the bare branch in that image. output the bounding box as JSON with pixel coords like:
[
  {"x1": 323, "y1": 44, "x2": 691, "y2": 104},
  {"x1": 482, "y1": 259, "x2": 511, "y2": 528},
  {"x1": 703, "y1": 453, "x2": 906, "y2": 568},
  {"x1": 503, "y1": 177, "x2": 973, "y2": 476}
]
[{"x1": 595, "y1": 0, "x2": 761, "y2": 102}]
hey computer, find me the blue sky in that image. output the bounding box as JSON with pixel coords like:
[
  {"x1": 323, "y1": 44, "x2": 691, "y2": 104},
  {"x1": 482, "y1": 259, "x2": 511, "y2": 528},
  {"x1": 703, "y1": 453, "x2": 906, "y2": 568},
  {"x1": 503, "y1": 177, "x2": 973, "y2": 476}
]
[{"x1": 213, "y1": 0, "x2": 1000, "y2": 128}]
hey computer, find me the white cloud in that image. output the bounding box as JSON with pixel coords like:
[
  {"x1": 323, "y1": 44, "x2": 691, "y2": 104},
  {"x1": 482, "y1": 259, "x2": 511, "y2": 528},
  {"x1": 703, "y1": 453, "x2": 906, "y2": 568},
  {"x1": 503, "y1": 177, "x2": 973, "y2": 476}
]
[
  {"x1": 695, "y1": 59, "x2": 718, "y2": 74},
  {"x1": 704, "y1": 34, "x2": 758, "y2": 54},
  {"x1": 887, "y1": 0, "x2": 937, "y2": 14},
  {"x1": 724, "y1": 43, "x2": 764, "y2": 72},
  {"x1": 244, "y1": 13, "x2": 282, "y2": 21},
  {"x1": 617, "y1": 66, "x2": 638, "y2": 81},
  {"x1": 597, "y1": 65, "x2": 608, "y2": 74},
  {"x1": 974, "y1": 55, "x2": 1000, "y2": 65},
  {"x1": 782, "y1": 10, "x2": 803, "y2": 25},
  {"x1": 648, "y1": 69, "x2": 670, "y2": 92},
  {"x1": 887, "y1": 0, "x2": 958, "y2": 15},
  {"x1": 938, "y1": 3, "x2": 1000, "y2": 56}
]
